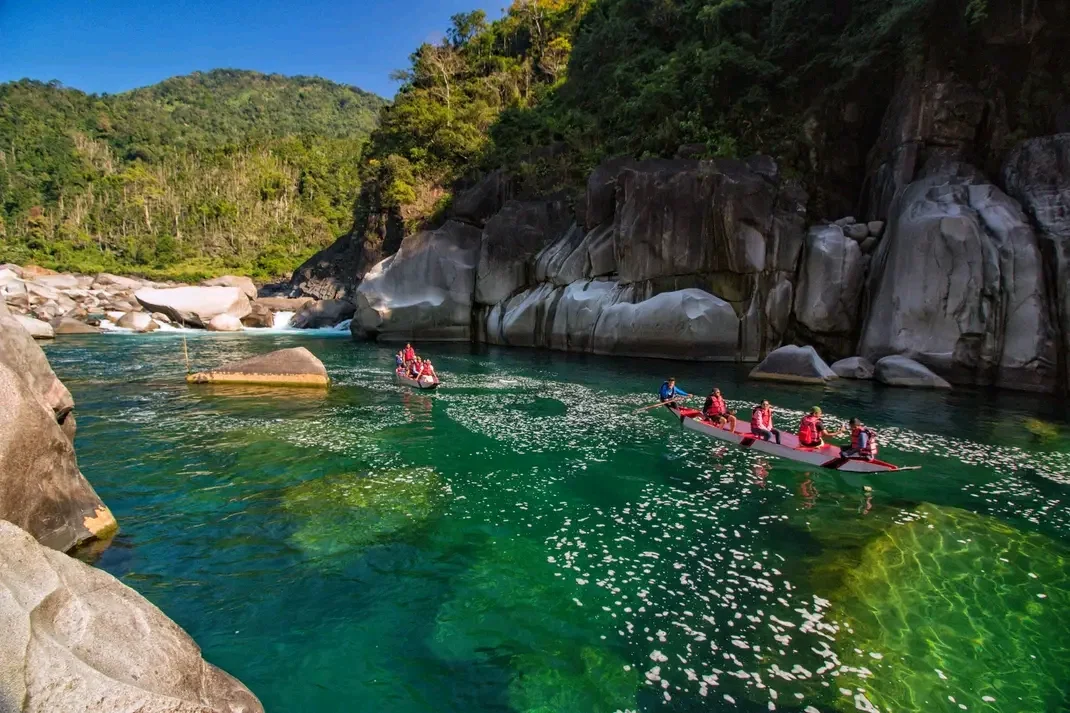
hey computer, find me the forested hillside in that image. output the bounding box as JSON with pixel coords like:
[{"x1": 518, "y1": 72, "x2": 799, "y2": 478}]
[
  {"x1": 349, "y1": 0, "x2": 1066, "y2": 245},
  {"x1": 0, "y1": 70, "x2": 384, "y2": 279}
]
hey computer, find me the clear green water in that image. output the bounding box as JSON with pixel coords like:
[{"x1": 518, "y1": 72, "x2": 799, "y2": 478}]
[{"x1": 44, "y1": 334, "x2": 1070, "y2": 713}]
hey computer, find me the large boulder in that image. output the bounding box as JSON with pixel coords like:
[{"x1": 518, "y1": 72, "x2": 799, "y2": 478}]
[
  {"x1": 116, "y1": 311, "x2": 159, "y2": 333},
  {"x1": 591, "y1": 288, "x2": 740, "y2": 360},
  {"x1": 202, "y1": 275, "x2": 257, "y2": 300},
  {"x1": 254, "y1": 296, "x2": 314, "y2": 312},
  {"x1": 13, "y1": 314, "x2": 54, "y2": 339},
  {"x1": 187, "y1": 346, "x2": 329, "y2": 388},
  {"x1": 485, "y1": 284, "x2": 562, "y2": 348},
  {"x1": 207, "y1": 314, "x2": 244, "y2": 332},
  {"x1": 1003, "y1": 134, "x2": 1070, "y2": 389},
  {"x1": 291, "y1": 299, "x2": 354, "y2": 329},
  {"x1": 831, "y1": 356, "x2": 876, "y2": 380},
  {"x1": 51, "y1": 317, "x2": 101, "y2": 335},
  {"x1": 135, "y1": 286, "x2": 251, "y2": 328},
  {"x1": 0, "y1": 353, "x2": 116, "y2": 551},
  {"x1": 749, "y1": 345, "x2": 838, "y2": 384},
  {"x1": 451, "y1": 169, "x2": 513, "y2": 228},
  {"x1": 793, "y1": 225, "x2": 865, "y2": 335},
  {"x1": 240, "y1": 302, "x2": 274, "y2": 329},
  {"x1": 859, "y1": 163, "x2": 1057, "y2": 391},
  {"x1": 474, "y1": 197, "x2": 571, "y2": 306},
  {"x1": 354, "y1": 221, "x2": 482, "y2": 341},
  {"x1": 0, "y1": 302, "x2": 76, "y2": 436},
  {"x1": 875, "y1": 355, "x2": 952, "y2": 389},
  {"x1": 91, "y1": 273, "x2": 144, "y2": 291},
  {"x1": 0, "y1": 520, "x2": 263, "y2": 712}
]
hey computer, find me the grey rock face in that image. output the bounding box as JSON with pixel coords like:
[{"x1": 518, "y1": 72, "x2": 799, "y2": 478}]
[
  {"x1": 794, "y1": 225, "x2": 865, "y2": 336},
  {"x1": 0, "y1": 519, "x2": 263, "y2": 713},
  {"x1": 475, "y1": 197, "x2": 571, "y2": 306},
  {"x1": 135, "y1": 286, "x2": 251, "y2": 328},
  {"x1": 354, "y1": 221, "x2": 482, "y2": 341},
  {"x1": 13, "y1": 314, "x2": 54, "y2": 339},
  {"x1": 291, "y1": 299, "x2": 355, "y2": 329},
  {"x1": 1003, "y1": 133, "x2": 1070, "y2": 389},
  {"x1": 749, "y1": 345, "x2": 838, "y2": 384},
  {"x1": 451, "y1": 169, "x2": 513, "y2": 228},
  {"x1": 874, "y1": 355, "x2": 952, "y2": 389},
  {"x1": 859, "y1": 163, "x2": 1056, "y2": 391}
]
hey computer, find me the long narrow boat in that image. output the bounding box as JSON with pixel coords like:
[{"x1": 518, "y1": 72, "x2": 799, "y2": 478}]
[
  {"x1": 666, "y1": 404, "x2": 912, "y2": 473},
  {"x1": 395, "y1": 368, "x2": 439, "y2": 391}
]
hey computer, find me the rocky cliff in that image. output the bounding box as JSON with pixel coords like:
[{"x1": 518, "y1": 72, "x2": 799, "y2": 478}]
[{"x1": 293, "y1": 4, "x2": 1070, "y2": 393}]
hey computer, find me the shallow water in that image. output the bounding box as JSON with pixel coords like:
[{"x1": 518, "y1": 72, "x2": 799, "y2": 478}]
[{"x1": 45, "y1": 334, "x2": 1070, "y2": 713}]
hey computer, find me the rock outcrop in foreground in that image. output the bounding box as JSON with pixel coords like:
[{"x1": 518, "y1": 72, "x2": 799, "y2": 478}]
[
  {"x1": 0, "y1": 302, "x2": 117, "y2": 551},
  {"x1": 0, "y1": 520, "x2": 263, "y2": 713},
  {"x1": 187, "y1": 347, "x2": 330, "y2": 387}
]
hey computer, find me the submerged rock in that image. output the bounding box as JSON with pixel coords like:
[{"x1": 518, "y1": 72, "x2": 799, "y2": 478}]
[
  {"x1": 187, "y1": 347, "x2": 329, "y2": 387},
  {"x1": 830, "y1": 356, "x2": 875, "y2": 380},
  {"x1": 749, "y1": 345, "x2": 838, "y2": 383},
  {"x1": 135, "y1": 286, "x2": 251, "y2": 328},
  {"x1": 874, "y1": 354, "x2": 952, "y2": 389},
  {"x1": 0, "y1": 520, "x2": 263, "y2": 713}
]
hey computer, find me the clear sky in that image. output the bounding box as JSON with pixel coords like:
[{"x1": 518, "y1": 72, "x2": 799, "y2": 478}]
[{"x1": 0, "y1": 0, "x2": 502, "y2": 98}]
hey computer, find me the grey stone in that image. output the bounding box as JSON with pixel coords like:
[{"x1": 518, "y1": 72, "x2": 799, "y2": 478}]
[
  {"x1": 845, "y1": 223, "x2": 869, "y2": 241},
  {"x1": 875, "y1": 355, "x2": 952, "y2": 389},
  {"x1": 13, "y1": 314, "x2": 54, "y2": 339},
  {"x1": 451, "y1": 169, "x2": 513, "y2": 228},
  {"x1": 794, "y1": 225, "x2": 865, "y2": 335},
  {"x1": 867, "y1": 220, "x2": 885, "y2": 236},
  {"x1": 202, "y1": 275, "x2": 258, "y2": 300},
  {"x1": 135, "y1": 286, "x2": 251, "y2": 328},
  {"x1": 834, "y1": 216, "x2": 857, "y2": 227},
  {"x1": 292, "y1": 298, "x2": 355, "y2": 329},
  {"x1": 207, "y1": 314, "x2": 244, "y2": 332},
  {"x1": 831, "y1": 356, "x2": 876, "y2": 380},
  {"x1": 0, "y1": 519, "x2": 263, "y2": 712},
  {"x1": 749, "y1": 345, "x2": 838, "y2": 384},
  {"x1": 475, "y1": 197, "x2": 571, "y2": 305},
  {"x1": 116, "y1": 311, "x2": 159, "y2": 332},
  {"x1": 51, "y1": 317, "x2": 101, "y2": 335},
  {"x1": 860, "y1": 236, "x2": 879, "y2": 254}
]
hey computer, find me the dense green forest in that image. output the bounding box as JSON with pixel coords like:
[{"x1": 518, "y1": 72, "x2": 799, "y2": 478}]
[
  {"x1": 355, "y1": 0, "x2": 1058, "y2": 237},
  {"x1": 0, "y1": 70, "x2": 384, "y2": 279}
]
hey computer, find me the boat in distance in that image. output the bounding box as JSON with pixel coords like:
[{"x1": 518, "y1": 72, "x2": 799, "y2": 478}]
[{"x1": 395, "y1": 368, "x2": 440, "y2": 390}]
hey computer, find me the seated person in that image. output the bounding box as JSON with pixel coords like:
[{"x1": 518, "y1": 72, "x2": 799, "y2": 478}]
[
  {"x1": 750, "y1": 400, "x2": 781, "y2": 444},
  {"x1": 841, "y1": 418, "x2": 878, "y2": 460},
  {"x1": 659, "y1": 377, "x2": 689, "y2": 403},
  {"x1": 722, "y1": 409, "x2": 737, "y2": 432},
  {"x1": 702, "y1": 388, "x2": 728, "y2": 424},
  {"x1": 797, "y1": 407, "x2": 841, "y2": 448}
]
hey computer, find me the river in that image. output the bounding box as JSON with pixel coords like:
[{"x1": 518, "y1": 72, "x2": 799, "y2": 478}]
[{"x1": 44, "y1": 333, "x2": 1070, "y2": 713}]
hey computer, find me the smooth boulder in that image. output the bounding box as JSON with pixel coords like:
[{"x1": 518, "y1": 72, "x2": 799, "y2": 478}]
[
  {"x1": 187, "y1": 347, "x2": 329, "y2": 387},
  {"x1": 875, "y1": 355, "x2": 952, "y2": 389},
  {"x1": 135, "y1": 286, "x2": 251, "y2": 328},
  {"x1": 474, "y1": 198, "x2": 570, "y2": 306},
  {"x1": 51, "y1": 317, "x2": 101, "y2": 335},
  {"x1": 354, "y1": 221, "x2": 482, "y2": 341},
  {"x1": 750, "y1": 345, "x2": 838, "y2": 384},
  {"x1": 831, "y1": 356, "x2": 876, "y2": 380},
  {"x1": 793, "y1": 225, "x2": 865, "y2": 336},
  {"x1": 117, "y1": 311, "x2": 159, "y2": 332},
  {"x1": 207, "y1": 314, "x2": 244, "y2": 332},
  {"x1": 13, "y1": 314, "x2": 54, "y2": 339},
  {"x1": 240, "y1": 302, "x2": 274, "y2": 329},
  {"x1": 0, "y1": 520, "x2": 263, "y2": 713},
  {"x1": 592, "y1": 288, "x2": 741, "y2": 360}
]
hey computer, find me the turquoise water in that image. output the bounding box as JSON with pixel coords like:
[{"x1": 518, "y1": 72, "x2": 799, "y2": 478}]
[{"x1": 45, "y1": 334, "x2": 1070, "y2": 713}]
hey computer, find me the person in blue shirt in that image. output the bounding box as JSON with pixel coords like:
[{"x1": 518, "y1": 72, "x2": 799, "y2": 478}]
[{"x1": 659, "y1": 377, "x2": 690, "y2": 403}]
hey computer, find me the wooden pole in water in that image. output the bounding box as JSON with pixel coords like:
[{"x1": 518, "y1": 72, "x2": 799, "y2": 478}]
[{"x1": 182, "y1": 334, "x2": 191, "y2": 374}]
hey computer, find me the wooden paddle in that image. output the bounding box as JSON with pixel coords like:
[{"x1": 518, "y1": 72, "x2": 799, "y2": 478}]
[{"x1": 632, "y1": 396, "x2": 688, "y2": 414}]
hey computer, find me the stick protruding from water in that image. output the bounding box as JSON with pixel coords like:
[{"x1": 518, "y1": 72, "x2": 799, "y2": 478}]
[{"x1": 182, "y1": 335, "x2": 191, "y2": 374}]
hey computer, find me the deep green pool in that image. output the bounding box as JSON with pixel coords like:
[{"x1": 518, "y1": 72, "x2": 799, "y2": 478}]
[{"x1": 44, "y1": 334, "x2": 1070, "y2": 713}]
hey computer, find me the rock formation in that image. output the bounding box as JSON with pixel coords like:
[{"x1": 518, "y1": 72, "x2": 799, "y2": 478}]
[
  {"x1": 117, "y1": 311, "x2": 159, "y2": 332},
  {"x1": 0, "y1": 519, "x2": 263, "y2": 713},
  {"x1": 874, "y1": 355, "x2": 953, "y2": 389},
  {"x1": 291, "y1": 298, "x2": 355, "y2": 329},
  {"x1": 187, "y1": 347, "x2": 329, "y2": 387},
  {"x1": 13, "y1": 314, "x2": 54, "y2": 339},
  {"x1": 136, "y1": 286, "x2": 251, "y2": 328},
  {"x1": 0, "y1": 303, "x2": 117, "y2": 552},
  {"x1": 831, "y1": 356, "x2": 875, "y2": 380},
  {"x1": 202, "y1": 274, "x2": 258, "y2": 300},
  {"x1": 750, "y1": 345, "x2": 838, "y2": 384}
]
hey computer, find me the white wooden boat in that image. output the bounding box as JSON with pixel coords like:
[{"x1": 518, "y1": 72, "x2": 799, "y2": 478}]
[
  {"x1": 395, "y1": 368, "x2": 439, "y2": 390},
  {"x1": 667, "y1": 405, "x2": 912, "y2": 473}
]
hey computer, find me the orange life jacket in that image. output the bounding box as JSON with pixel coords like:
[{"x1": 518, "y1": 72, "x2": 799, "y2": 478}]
[
  {"x1": 704, "y1": 395, "x2": 726, "y2": 417},
  {"x1": 750, "y1": 407, "x2": 770, "y2": 430},
  {"x1": 851, "y1": 426, "x2": 878, "y2": 457},
  {"x1": 798, "y1": 415, "x2": 819, "y2": 444}
]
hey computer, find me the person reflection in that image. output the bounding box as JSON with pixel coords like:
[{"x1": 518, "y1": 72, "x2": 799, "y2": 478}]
[
  {"x1": 751, "y1": 459, "x2": 769, "y2": 489},
  {"x1": 799, "y1": 472, "x2": 818, "y2": 509},
  {"x1": 859, "y1": 485, "x2": 873, "y2": 516}
]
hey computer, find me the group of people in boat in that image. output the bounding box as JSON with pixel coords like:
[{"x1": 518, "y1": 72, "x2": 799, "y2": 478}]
[
  {"x1": 395, "y1": 343, "x2": 439, "y2": 383},
  {"x1": 658, "y1": 377, "x2": 878, "y2": 461}
]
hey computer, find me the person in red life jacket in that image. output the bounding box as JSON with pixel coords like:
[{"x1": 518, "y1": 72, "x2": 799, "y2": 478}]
[
  {"x1": 403, "y1": 343, "x2": 416, "y2": 366},
  {"x1": 722, "y1": 409, "x2": 738, "y2": 432},
  {"x1": 797, "y1": 406, "x2": 842, "y2": 448},
  {"x1": 702, "y1": 388, "x2": 728, "y2": 425},
  {"x1": 408, "y1": 356, "x2": 423, "y2": 379},
  {"x1": 420, "y1": 359, "x2": 439, "y2": 384},
  {"x1": 841, "y1": 418, "x2": 878, "y2": 460},
  {"x1": 750, "y1": 400, "x2": 781, "y2": 444}
]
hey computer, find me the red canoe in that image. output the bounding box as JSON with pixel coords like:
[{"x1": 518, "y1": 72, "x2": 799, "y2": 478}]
[{"x1": 666, "y1": 405, "x2": 913, "y2": 473}]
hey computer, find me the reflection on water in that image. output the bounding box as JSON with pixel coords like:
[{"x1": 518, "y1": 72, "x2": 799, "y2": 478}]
[{"x1": 43, "y1": 335, "x2": 1070, "y2": 713}]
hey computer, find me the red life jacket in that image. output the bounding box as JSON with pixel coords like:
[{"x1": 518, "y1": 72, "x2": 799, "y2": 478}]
[
  {"x1": 750, "y1": 407, "x2": 770, "y2": 430},
  {"x1": 798, "y1": 415, "x2": 819, "y2": 445},
  {"x1": 705, "y1": 395, "x2": 726, "y2": 417},
  {"x1": 404, "y1": 347, "x2": 415, "y2": 361},
  {"x1": 851, "y1": 426, "x2": 878, "y2": 457}
]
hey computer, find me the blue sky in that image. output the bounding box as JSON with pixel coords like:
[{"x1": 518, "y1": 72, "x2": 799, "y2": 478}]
[{"x1": 0, "y1": 0, "x2": 502, "y2": 98}]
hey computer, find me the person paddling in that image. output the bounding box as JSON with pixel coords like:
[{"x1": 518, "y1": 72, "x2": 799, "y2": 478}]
[
  {"x1": 659, "y1": 377, "x2": 690, "y2": 404},
  {"x1": 797, "y1": 407, "x2": 842, "y2": 448},
  {"x1": 841, "y1": 418, "x2": 878, "y2": 460},
  {"x1": 750, "y1": 400, "x2": 781, "y2": 444},
  {"x1": 703, "y1": 388, "x2": 728, "y2": 425}
]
